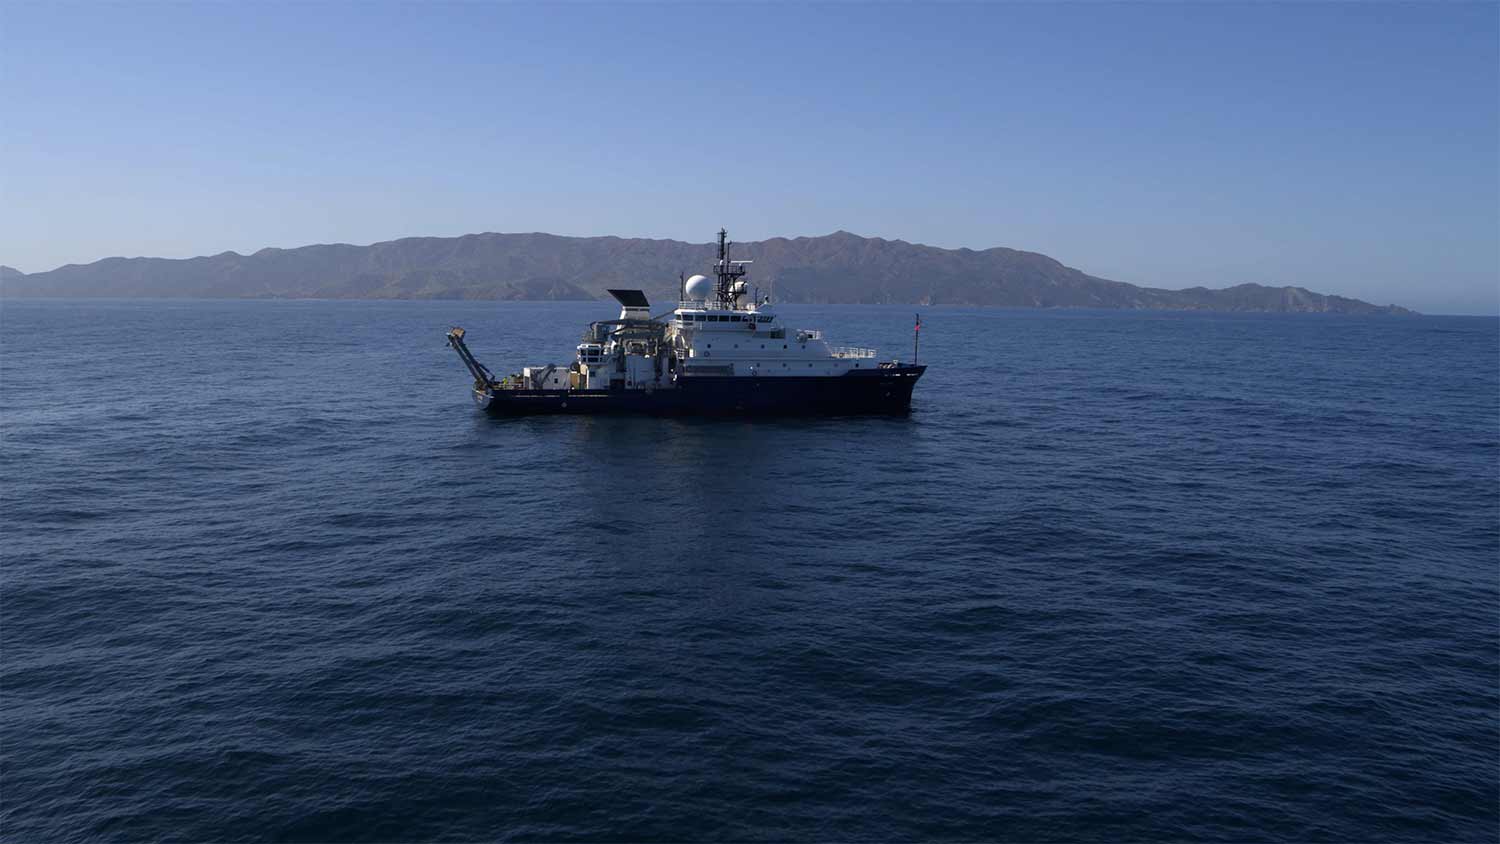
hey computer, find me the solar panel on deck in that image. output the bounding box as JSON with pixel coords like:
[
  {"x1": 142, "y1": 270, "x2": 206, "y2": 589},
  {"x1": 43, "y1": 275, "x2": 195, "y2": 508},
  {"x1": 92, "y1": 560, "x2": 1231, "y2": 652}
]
[{"x1": 606, "y1": 289, "x2": 650, "y2": 308}]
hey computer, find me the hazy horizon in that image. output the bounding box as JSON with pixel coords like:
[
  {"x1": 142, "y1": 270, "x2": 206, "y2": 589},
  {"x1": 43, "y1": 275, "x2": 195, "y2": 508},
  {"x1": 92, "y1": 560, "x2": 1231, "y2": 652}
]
[{"x1": 3, "y1": 2, "x2": 1496, "y2": 314}]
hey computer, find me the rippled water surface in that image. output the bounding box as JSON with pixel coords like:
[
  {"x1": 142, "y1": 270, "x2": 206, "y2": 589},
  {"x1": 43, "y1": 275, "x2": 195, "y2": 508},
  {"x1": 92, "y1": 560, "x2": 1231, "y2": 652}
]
[{"x1": 3, "y1": 300, "x2": 1497, "y2": 842}]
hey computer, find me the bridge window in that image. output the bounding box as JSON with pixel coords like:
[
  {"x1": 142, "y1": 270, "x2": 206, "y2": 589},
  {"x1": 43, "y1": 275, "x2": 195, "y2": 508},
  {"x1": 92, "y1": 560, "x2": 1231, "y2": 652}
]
[{"x1": 730, "y1": 315, "x2": 743, "y2": 322}]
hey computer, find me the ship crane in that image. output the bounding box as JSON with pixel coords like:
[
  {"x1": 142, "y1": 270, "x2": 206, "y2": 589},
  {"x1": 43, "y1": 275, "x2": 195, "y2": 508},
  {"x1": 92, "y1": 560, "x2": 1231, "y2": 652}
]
[{"x1": 445, "y1": 327, "x2": 495, "y2": 389}]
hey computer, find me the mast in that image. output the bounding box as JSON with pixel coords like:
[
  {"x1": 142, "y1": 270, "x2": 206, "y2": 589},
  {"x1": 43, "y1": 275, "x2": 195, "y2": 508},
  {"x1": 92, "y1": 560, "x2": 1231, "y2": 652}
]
[{"x1": 714, "y1": 227, "x2": 746, "y2": 307}]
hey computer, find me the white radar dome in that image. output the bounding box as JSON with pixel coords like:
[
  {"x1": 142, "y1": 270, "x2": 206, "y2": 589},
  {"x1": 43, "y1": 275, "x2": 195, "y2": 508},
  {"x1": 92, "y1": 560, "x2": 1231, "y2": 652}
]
[{"x1": 684, "y1": 274, "x2": 713, "y2": 301}]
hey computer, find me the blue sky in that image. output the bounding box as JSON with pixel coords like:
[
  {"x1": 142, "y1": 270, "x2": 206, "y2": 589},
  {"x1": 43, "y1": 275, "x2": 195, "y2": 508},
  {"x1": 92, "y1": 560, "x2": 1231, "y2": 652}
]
[{"x1": 3, "y1": 2, "x2": 1496, "y2": 313}]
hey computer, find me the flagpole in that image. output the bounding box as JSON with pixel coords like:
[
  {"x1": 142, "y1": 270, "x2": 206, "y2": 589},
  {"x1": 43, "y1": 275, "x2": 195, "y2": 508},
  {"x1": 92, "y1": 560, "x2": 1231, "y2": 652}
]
[{"x1": 913, "y1": 313, "x2": 920, "y2": 365}]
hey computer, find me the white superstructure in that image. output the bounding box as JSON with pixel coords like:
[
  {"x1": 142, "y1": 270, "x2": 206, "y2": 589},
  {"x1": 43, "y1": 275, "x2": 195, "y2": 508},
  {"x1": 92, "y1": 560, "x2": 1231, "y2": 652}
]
[{"x1": 553, "y1": 229, "x2": 887, "y2": 392}]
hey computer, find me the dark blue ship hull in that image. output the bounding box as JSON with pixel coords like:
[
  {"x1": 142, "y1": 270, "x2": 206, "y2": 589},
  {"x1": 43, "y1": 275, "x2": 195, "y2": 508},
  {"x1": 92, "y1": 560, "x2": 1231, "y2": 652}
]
[{"x1": 475, "y1": 366, "x2": 926, "y2": 416}]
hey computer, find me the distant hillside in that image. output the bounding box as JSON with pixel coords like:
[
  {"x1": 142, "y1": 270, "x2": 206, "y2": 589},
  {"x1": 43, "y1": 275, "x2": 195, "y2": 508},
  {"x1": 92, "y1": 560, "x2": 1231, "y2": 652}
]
[{"x1": 0, "y1": 232, "x2": 1414, "y2": 314}]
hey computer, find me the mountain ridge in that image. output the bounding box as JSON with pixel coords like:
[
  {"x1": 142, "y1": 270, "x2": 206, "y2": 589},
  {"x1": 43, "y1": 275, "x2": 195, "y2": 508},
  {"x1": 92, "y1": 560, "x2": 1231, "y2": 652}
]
[{"x1": 0, "y1": 231, "x2": 1415, "y2": 314}]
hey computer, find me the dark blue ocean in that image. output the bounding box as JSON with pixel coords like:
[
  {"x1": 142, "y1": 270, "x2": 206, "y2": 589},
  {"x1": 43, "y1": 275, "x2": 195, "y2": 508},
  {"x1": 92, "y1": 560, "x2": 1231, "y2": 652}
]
[{"x1": 2, "y1": 299, "x2": 1496, "y2": 842}]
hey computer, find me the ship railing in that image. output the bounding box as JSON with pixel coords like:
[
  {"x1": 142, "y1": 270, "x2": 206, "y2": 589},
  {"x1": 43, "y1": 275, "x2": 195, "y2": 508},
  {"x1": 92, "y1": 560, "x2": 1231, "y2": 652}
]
[
  {"x1": 674, "y1": 300, "x2": 758, "y2": 312},
  {"x1": 796, "y1": 329, "x2": 824, "y2": 341},
  {"x1": 830, "y1": 346, "x2": 878, "y2": 359},
  {"x1": 493, "y1": 371, "x2": 560, "y2": 390}
]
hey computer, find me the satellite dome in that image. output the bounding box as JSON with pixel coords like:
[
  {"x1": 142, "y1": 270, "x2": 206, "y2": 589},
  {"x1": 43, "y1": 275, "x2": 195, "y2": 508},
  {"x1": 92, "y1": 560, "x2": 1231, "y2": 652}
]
[{"x1": 684, "y1": 274, "x2": 712, "y2": 302}]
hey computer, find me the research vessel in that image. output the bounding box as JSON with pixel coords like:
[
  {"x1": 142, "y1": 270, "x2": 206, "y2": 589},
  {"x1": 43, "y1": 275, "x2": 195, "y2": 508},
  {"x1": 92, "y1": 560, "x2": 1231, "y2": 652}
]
[{"x1": 445, "y1": 229, "x2": 925, "y2": 416}]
